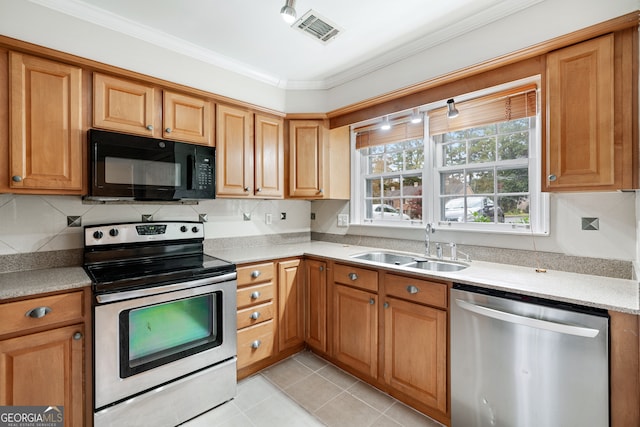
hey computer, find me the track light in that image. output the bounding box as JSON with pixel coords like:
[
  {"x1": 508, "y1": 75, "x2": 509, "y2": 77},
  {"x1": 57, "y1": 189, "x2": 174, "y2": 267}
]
[
  {"x1": 410, "y1": 108, "x2": 423, "y2": 124},
  {"x1": 447, "y1": 99, "x2": 459, "y2": 119},
  {"x1": 280, "y1": 0, "x2": 297, "y2": 24},
  {"x1": 380, "y1": 116, "x2": 391, "y2": 130}
]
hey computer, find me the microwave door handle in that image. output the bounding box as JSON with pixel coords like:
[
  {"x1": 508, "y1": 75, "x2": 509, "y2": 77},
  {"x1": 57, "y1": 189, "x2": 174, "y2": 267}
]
[{"x1": 187, "y1": 155, "x2": 195, "y2": 190}]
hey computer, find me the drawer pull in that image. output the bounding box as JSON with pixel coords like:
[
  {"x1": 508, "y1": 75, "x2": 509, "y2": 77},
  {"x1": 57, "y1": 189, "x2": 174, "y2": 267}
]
[
  {"x1": 348, "y1": 273, "x2": 358, "y2": 281},
  {"x1": 251, "y1": 270, "x2": 261, "y2": 279},
  {"x1": 25, "y1": 306, "x2": 52, "y2": 319},
  {"x1": 250, "y1": 291, "x2": 261, "y2": 300},
  {"x1": 73, "y1": 332, "x2": 83, "y2": 340},
  {"x1": 406, "y1": 285, "x2": 420, "y2": 294},
  {"x1": 251, "y1": 340, "x2": 261, "y2": 349},
  {"x1": 250, "y1": 311, "x2": 261, "y2": 320}
]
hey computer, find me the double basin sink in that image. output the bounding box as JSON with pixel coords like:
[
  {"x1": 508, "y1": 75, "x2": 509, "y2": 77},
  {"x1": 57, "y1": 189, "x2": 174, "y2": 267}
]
[{"x1": 350, "y1": 251, "x2": 468, "y2": 272}]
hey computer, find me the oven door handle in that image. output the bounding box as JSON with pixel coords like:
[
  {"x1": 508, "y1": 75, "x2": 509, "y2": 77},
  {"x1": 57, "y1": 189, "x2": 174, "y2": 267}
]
[{"x1": 95, "y1": 272, "x2": 237, "y2": 304}]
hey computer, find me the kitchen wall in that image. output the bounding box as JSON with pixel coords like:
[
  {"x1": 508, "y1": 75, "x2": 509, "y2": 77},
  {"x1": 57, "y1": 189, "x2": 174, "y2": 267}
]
[
  {"x1": 0, "y1": 194, "x2": 310, "y2": 255},
  {"x1": 311, "y1": 191, "x2": 638, "y2": 263}
]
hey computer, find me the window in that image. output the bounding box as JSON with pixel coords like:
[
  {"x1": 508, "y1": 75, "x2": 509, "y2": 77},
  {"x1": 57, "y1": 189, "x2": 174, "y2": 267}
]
[{"x1": 352, "y1": 80, "x2": 548, "y2": 234}]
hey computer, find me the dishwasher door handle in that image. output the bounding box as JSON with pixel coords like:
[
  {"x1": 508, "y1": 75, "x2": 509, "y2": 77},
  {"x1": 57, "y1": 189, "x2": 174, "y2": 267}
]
[{"x1": 454, "y1": 299, "x2": 600, "y2": 338}]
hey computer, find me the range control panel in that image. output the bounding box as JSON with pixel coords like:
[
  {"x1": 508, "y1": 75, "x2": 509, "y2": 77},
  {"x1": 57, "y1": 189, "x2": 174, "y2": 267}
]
[{"x1": 85, "y1": 221, "x2": 204, "y2": 246}]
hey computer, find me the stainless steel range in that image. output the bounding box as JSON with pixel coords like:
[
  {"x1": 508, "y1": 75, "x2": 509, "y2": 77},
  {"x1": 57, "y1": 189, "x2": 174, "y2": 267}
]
[{"x1": 83, "y1": 221, "x2": 237, "y2": 427}]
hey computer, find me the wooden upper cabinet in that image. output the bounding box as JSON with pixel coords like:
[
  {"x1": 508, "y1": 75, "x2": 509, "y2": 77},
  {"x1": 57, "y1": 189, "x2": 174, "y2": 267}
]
[
  {"x1": 216, "y1": 106, "x2": 284, "y2": 199},
  {"x1": 93, "y1": 73, "x2": 212, "y2": 145},
  {"x1": 254, "y1": 113, "x2": 284, "y2": 198},
  {"x1": 289, "y1": 119, "x2": 327, "y2": 198},
  {"x1": 8, "y1": 52, "x2": 84, "y2": 193},
  {"x1": 163, "y1": 90, "x2": 212, "y2": 145},
  {"x1": 93, "y1": 73, "x2": 156, "y2": 137},
  {"x1": 545, "y1": 31, "x2": 637, "y2": 191},
  {"x1": 288, "y1": 120, "x2": 350, "y2": 199},
  {"x1": 216, "y1": 104, "x2": 253, "y2": 197}
]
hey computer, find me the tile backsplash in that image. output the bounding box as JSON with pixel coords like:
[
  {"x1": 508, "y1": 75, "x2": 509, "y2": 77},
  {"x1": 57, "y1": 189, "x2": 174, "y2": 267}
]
[{"x1": 0, "y1": 194, "x2": 311, "y2": 255}]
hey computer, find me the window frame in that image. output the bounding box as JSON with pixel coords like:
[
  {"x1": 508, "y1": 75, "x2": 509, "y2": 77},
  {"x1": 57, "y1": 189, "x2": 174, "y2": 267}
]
[{"x1": 351, "y1": 78, "x2": 549, "y2": 236}]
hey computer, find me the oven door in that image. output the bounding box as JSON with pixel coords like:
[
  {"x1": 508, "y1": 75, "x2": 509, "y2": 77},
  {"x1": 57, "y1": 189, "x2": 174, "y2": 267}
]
[{"x1": 94, "y1": 275, "x2": 236, "y2": 410}]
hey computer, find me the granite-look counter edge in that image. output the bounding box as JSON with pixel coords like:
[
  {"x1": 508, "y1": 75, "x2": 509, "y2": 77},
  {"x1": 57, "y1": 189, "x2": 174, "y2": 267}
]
[
  {"x1": 208, "y1": 241, "x2": 640, "y2": 315},
  {"x1": 0, "y1": 267, "x2": 91, "y2": 301}
]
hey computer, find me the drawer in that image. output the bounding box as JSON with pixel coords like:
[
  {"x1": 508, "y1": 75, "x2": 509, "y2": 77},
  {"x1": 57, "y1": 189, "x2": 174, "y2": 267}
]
[
  {"x1": 237, "y1": 319, "x2": 275, "y2": 370},
  {"x1": 237, "y1": 282, "x2": 275, "y2": 308},
  {"x1": 237, "y1": 262, "x2": 275, "y2": 287},
  {"x1": 0, "y1": 291, "x2": 85, "y2": 336},
  {"x1": 237, "y1": 301, "x2": 275, "y2": 329},
  {"x1": 333, "y1": 263, "x2": 378, "y2": 292},
  {"x1": 385, "y1": 274, "x2": 448, "y2": 308}
]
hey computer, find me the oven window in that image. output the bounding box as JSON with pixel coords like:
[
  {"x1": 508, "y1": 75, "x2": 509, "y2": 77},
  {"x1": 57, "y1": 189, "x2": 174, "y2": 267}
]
[
  {"x1": 105, "y1": 156, "x2": 181, "y2": 187},
  {"x1": 119, "y1": 292, "x2": 223, "y2": 378}
]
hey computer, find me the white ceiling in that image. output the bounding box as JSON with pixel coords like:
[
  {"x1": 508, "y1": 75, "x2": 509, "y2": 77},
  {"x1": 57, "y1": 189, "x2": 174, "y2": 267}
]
[{"x1": 31, "y1": 0, "x2": 543, "y2": 90}]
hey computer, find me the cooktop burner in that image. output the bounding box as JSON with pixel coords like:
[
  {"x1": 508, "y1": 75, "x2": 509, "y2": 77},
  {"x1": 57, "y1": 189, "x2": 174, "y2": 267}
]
[{"x1": 83, "y1": 221, "x2": 235, "y2": 294}]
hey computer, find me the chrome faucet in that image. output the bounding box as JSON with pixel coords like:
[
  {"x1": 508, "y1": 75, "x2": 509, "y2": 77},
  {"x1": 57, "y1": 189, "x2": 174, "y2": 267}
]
[{"x1": 425, "y1": 223, "x2": 435, "y2": 256}]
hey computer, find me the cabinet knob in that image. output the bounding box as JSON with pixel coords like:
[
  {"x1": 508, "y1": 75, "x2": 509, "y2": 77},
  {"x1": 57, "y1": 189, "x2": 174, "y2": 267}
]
[
  {"x1": 73, "y1": 332, "x2": 83, "y2": 340},
  {"x1": 251, "y1": 270, "x2": 261, "y2": 278},
  {"x1": 319, "y1": 266, "x2": 324, "y2": 272},
  {"x1": 318, "y1": 188, "x2": 324, "y2": 194},
  {"x1": 384, "y1": 302, "x2": 389, "y2": 309},
  {"x1": 146, "y1": 125, "x2": 154, "y2": 131},
  {"x1": 406, "y1": 285, "x2": 420, "y2": 294},
  {"x1": 244, "y1": 186, "x2": 251, "y2": 192},
  {"x1": 250, "y1": 311, "x2": 261, "y2": 320},
  {"x1": 12, "y1": 175, "x2": 22, "y2": 182},
  {"x1": 250, "y1": 291, "x2": 261, "y2": 299},
  {"x1": 256, "y1": 187, "x2": 262, "y2": 192},
  {"x1": 548, "y1": 174, "x2": 557, "y2": 182},
  {"x1": 348, "y1": 273, "x2": 358, "y2": 281},
  {"x1": 251, "y1": 340, "x2": 261, "y2": 349},
  {"x1": 25, "y1": 306, "x2": 52, "y2": 318},
  {"x1": 165, "y1": 127, "x2": 172, "y2": 133},
  {"x1": 369, "y1": 298, "x2": 375, "y2": 305}
]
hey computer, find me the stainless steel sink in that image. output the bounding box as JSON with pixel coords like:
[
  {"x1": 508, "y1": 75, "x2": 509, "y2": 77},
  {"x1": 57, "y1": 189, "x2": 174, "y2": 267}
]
[
  {"x1": 403, "y1": 260, "x2": 468, "y2": 272},
  {"x1": 350, "y1": 251, "x2": 469, "y2": 272},
  {"x1": 350, "y1": 251, "x2": 416, "y2": 265}
]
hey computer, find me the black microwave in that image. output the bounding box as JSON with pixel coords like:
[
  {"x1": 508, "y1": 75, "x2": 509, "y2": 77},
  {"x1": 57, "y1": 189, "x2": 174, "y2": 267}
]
[{"x1": 88, "y1": 129, "x2": 215, "y2": 201}]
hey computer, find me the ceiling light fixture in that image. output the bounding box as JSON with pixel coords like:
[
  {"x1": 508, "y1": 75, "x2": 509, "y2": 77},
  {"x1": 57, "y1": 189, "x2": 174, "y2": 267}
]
[
  {"x1": 410, "y1": 108, "x2": 423, "y2": 124},
  {"x1": 447, "y1": 99, "x2": 459, "y2": 119},
  {"x1": 380, "y1": 116, "x2": 391, "y2": 130},
  {"x1": 280, "y1": 0, "x2": 297, "y2": 24}
]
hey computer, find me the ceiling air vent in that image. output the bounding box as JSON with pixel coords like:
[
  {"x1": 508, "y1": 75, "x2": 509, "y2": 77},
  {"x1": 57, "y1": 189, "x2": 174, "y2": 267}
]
[{"x1": 294, "y1": 10, "x2": 342, "y2": 44}]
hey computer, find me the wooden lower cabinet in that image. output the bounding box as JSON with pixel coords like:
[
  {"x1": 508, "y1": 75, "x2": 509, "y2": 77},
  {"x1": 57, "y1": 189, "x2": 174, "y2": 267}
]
[
  {"x1": 332, "y1": 284, "x2": 378, "y2": 379},
  {"x1": 384, "y1": 296, "x2": 447, "y2": 414},
  {"x1": 0, "y1": 290, "x2": 89, "y2": 427},
  {"x1": 278, "y1": 259, "x2": 304, "y2": 351},
  {"x1": 305, "y1": 258, "x2": 327, "y2": 353}
]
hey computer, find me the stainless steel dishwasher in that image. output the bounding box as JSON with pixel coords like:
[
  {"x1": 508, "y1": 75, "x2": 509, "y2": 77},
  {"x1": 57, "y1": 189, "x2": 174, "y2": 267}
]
[{"x1": 451, "y1": 284, "x2": 609, "y2": 427}]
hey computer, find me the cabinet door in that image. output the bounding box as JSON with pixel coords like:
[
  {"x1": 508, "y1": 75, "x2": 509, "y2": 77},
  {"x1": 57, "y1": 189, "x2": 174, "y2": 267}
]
[
  {"x1": 93, "y1": 73, "x2": 157, "y2": 137},
  {"x1": 305, "y1": 259, "x2": 327, "y2": 353},
  {"x1": 289, "y1": 120, "x2": 327, "y2": 198},
  {"x1": 278, "y1": 259, "x2": 304, "y2": 351},
  {"x1": 216, "y1": 105, "x2": 253, "y2": 197},
  {"x1": 0, "y1": 324, "x2": 84, "y2": 427},
  {"x1": 9, "y1": 52, "x2": 83, "y2": 192},
  {"x1": 545, "y1": 34, "x2": 615, "y2": 190},
  {"x1": 384, "y1": 297, "x2": 447, "y2": 413},
  {"x1": 254, "y1": 113, "x2": 284, "y2": 198},
  {"x1": 163, "y1": 91, "x2": 212, "y2": 145},
  {"x1": 333, "y1": 284, "x2": 378, "y2": 378}
]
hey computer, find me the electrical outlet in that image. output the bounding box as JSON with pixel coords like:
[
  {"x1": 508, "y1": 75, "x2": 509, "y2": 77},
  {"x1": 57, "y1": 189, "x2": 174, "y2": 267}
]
[
  {"x1": 265, "y1": 213, "x2": 272, "y2": 224},
  {"x1": 280, "y1": 212, "x2": 286, "y2": 220},
  {"x1": 311, "y1": 213, "x2": 316, "y2": 220},
  {"x1": 337, "y1": 214, "x2": 349, "y2": 227}
]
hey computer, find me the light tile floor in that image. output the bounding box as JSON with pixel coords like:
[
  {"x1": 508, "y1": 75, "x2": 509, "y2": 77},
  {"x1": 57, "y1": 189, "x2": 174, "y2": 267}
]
[{"x1": 182, "y1": 350, "x2": 445, "y2": 427}]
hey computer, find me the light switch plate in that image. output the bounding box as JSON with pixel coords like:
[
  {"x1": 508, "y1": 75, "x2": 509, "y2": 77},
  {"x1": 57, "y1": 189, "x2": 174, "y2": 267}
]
[
  {"x1": 582, "y1": 217, "x2": 599, "y2": 230},
  {"x1": 337, "y1": 214, "x2": 349, "y2": 227},
  {"x1": 243, "y1": 212, "x2": 251, "y2": 221}
]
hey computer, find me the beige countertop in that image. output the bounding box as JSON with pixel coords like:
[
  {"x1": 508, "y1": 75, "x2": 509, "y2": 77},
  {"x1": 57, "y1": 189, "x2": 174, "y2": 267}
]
[
  {"x1": 209, "y1": 241, "x2": 640, "y2": 314},
  {"x1": 1, "y1": 241, "x2": 638, "y2": 314}
]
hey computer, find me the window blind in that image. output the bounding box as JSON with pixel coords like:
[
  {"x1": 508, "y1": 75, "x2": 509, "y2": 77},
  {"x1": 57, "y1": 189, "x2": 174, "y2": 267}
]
[
  {"x1": 428, "y1": 84, "x2": 537, "y2": 136},
  {"x1": 355, "y1": 121, "x2": 423, "y2": 150}
]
